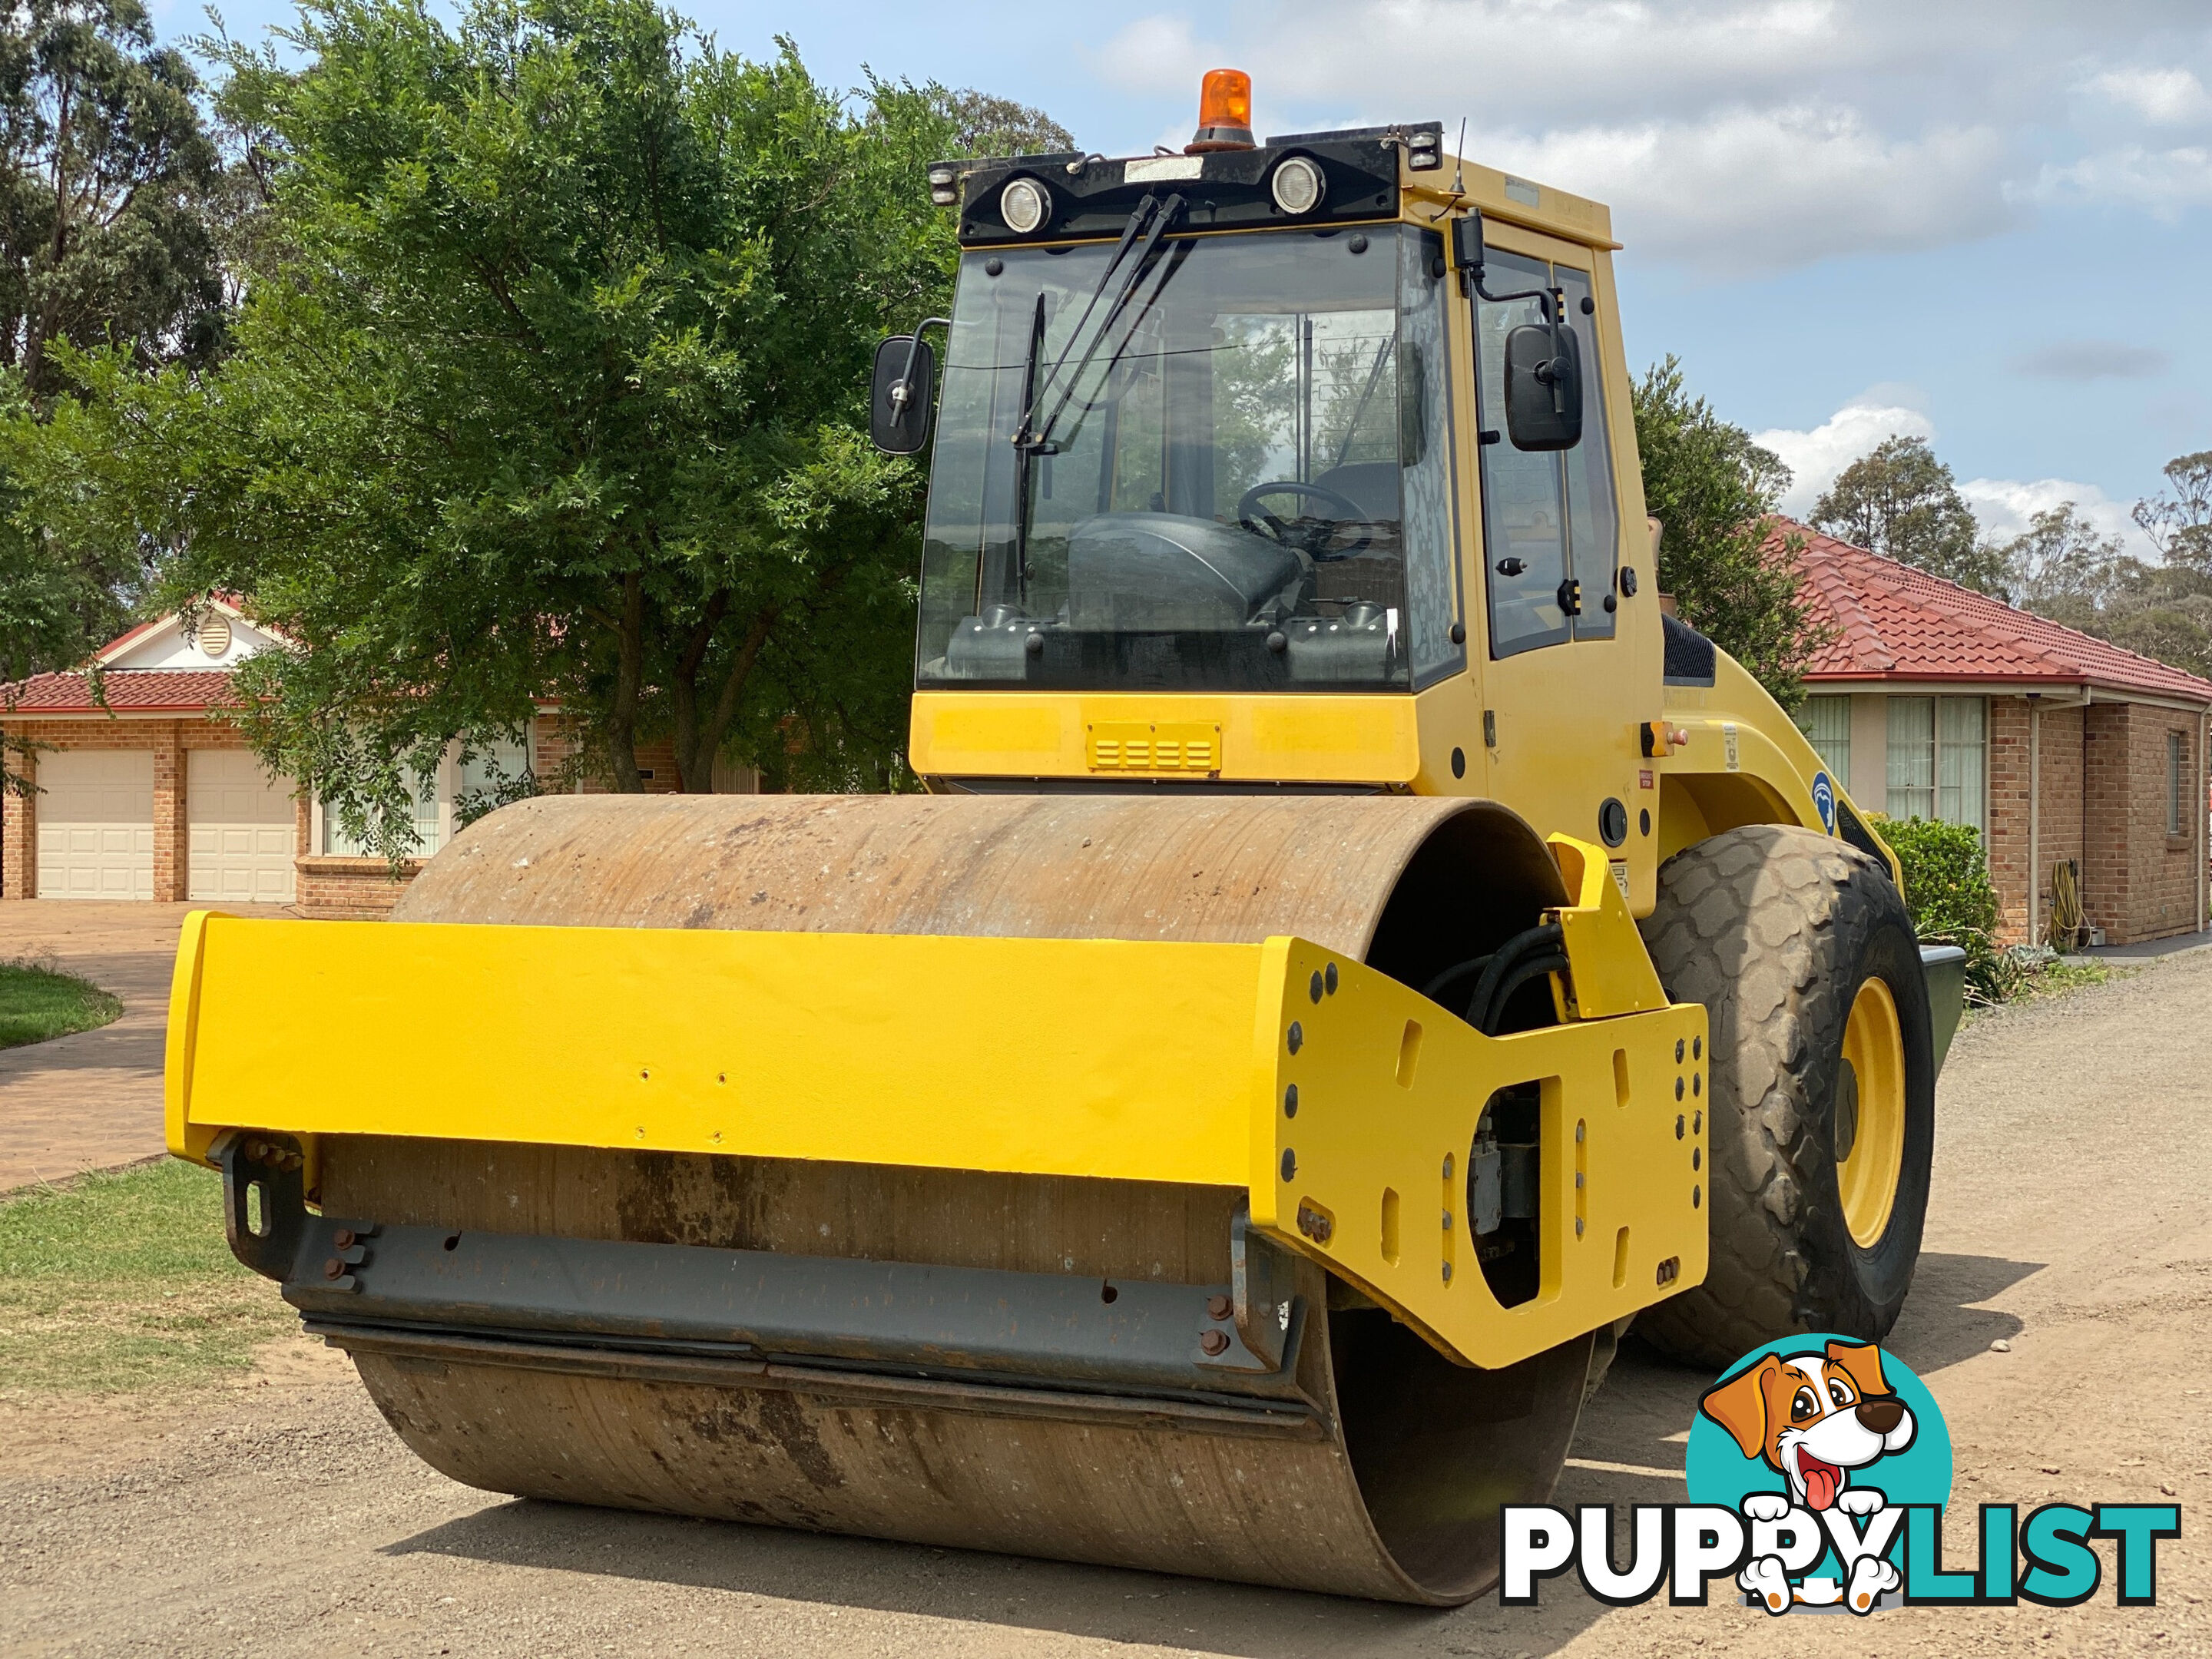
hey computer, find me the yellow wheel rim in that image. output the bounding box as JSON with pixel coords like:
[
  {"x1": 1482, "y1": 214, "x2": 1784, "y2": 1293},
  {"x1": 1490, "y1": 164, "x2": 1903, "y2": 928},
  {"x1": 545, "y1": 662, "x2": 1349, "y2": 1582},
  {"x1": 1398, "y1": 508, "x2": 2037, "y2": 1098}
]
[{"x1": 1836, "y1": 975, "x2": 1907, "y2": 1249}]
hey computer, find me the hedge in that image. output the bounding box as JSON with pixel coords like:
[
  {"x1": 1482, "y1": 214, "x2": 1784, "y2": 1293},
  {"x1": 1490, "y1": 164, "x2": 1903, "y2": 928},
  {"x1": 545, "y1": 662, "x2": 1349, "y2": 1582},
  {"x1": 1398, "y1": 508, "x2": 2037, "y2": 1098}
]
[{"x1": 1873, "y1": 815, "x2": 2015, "y2": 1004}]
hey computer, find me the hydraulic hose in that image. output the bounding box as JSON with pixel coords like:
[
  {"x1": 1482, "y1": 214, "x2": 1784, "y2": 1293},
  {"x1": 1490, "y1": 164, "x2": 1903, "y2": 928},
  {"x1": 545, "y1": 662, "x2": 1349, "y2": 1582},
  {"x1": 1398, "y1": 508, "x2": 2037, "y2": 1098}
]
[
  {"x1": 1471, "y1": 952, "x2": 1568, "y2": 1035},
  {"x1": 1423, "y1": 923, "x2": 1568, "y2": 1034}
]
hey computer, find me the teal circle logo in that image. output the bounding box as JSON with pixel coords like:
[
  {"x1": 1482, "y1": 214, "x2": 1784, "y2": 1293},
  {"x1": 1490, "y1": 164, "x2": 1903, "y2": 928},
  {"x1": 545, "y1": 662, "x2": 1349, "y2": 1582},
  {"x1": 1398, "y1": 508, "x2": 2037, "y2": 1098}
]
[{"x1": 1687, "y1": 1337, "x2": 1952, "y2": 1608}]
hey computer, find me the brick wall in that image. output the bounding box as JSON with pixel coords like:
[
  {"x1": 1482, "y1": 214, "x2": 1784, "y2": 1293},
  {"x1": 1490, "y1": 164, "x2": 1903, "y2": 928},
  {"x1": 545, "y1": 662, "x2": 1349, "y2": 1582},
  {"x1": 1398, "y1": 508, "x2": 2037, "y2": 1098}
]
[
  {"x1": 0, "y1": 744, "x2": 30, "y2": 902},
  {"x1": 1987, "y1": 699, "x2": 2091, "y2": 945},
  {"x1": 2064, "y1": 700, "x2": 2209, "y2": 946},
  {"x1": 531, "y1": 714, "x2": 687, "y2": 793},
  {"x1": 2035, "y1": 704, "x2": 2087, "y2": 942},
  {"x1": 1, "y1": 714, "x2": 303, "y2": 902},
  {"x1": 296, "y1": 856, "x2": 422, "y2": 920},
  {"x1": 1988, "y1": 697, "x2": 2030, "y2": 939},
  {"x1": 1815, "y1": 688, "x2": 2205, "y2": 949}
]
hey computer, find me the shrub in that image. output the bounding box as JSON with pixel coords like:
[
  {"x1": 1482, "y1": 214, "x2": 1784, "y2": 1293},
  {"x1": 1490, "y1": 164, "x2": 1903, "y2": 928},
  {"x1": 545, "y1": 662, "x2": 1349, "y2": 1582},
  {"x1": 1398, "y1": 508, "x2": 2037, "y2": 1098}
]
[{"x1": 1873, "y1": 815, "x2": 2016, "y2": 1004}]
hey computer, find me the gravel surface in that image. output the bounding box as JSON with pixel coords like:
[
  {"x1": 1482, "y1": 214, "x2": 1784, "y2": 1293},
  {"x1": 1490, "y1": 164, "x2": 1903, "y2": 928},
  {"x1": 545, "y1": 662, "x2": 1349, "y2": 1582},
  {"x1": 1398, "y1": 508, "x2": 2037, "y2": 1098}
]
[{"x1": 4, "y1": 952, "x2": 2209, "y2": 1657}]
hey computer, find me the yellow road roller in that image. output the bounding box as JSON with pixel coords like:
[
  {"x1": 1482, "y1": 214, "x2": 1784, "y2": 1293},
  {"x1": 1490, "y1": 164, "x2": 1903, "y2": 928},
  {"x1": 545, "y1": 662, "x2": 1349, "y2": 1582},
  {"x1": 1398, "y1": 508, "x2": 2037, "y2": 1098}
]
[{"x1": 165, "y1": 71, "x2": 1966, "y2": 1604}]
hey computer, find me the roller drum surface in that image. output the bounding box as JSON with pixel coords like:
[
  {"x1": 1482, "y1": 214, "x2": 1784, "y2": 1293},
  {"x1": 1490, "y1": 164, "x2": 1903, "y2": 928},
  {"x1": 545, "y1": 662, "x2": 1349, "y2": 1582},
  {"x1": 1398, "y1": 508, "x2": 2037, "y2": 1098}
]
[{"x1": 323, "y1": 793, "x2": 1589, "y2": 1604}]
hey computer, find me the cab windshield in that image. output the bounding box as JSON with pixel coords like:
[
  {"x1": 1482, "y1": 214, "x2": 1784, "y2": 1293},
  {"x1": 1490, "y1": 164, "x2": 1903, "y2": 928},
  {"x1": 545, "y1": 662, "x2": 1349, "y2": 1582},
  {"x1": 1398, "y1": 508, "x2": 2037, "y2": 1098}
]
[{"x1": 916, "y1": 225, "x2": 1463, "y2": 692}]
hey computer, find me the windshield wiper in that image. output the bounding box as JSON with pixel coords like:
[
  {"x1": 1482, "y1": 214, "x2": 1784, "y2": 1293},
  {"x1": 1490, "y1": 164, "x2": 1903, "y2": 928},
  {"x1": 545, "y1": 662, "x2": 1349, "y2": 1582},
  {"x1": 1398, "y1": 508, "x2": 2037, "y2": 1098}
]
[
  {"x1": 1014, "y1": 191, "x2": 1185, "y2": 457},
  {"x1": 1332, "y1": 336, "x2": 1397, "y2": 471}
]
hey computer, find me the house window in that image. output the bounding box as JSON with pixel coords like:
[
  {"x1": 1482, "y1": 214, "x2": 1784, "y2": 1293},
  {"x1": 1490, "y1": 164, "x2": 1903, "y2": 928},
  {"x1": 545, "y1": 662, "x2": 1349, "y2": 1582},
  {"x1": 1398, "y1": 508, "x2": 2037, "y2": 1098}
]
[
  {"x1": 321, "y1": 770, "x2": 441, "y2": 858},
  {"x1": 2170, "y1": 730, "x2": 2186, "y2": 838},
  {"x1": 1886, "y1": 696, "x2": 1985, "y2": 832},
  {"x1": 320, "y1": 729, "x2": 532, "y2": 858},
  {"x1": 1795, "y1": 695, "x2": 1851, "y2": 780}
]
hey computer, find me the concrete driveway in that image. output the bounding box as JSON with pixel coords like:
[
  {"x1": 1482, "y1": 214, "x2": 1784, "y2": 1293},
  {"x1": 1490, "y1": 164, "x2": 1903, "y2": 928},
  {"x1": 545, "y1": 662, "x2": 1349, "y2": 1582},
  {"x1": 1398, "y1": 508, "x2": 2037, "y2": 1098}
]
[{"x1": 0, "y1": 900, "x2": 290, "y2": 1190}]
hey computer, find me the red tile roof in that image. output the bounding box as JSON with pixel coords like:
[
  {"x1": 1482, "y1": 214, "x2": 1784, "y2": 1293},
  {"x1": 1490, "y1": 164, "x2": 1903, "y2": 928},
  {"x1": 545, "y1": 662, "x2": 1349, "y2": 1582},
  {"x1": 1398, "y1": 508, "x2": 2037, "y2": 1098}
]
[
  {"x1": 2, "y1": 670, "x2": 241, "y2": 714},
  {"x1": 1780, "y1": 521, "x2": 2212, "y2": 705}
]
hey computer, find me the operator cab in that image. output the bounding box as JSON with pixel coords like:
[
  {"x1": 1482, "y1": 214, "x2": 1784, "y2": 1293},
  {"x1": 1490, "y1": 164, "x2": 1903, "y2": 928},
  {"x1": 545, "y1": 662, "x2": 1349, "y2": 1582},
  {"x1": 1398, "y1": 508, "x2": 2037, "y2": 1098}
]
[
  {"x1": 876, "y1": 71, "x2": 1591, "y2": 703},
  {"x1": 883, "y1": 81, "x2": 1483, "y2": 697}
]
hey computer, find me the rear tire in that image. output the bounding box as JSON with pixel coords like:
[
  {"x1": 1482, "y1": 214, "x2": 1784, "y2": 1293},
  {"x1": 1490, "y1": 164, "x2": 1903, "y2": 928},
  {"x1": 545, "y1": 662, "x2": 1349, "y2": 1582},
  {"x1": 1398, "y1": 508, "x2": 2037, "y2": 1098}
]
[{"x1": 1634, "y1": 825, "x2": 1935, "y2": 1370}]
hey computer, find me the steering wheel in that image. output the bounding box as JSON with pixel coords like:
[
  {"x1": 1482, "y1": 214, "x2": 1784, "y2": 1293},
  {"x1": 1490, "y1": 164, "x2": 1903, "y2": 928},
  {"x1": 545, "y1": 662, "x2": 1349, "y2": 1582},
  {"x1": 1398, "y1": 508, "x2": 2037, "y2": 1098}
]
[{"x1": 1236, "y1": 480, "x2": 1375, "y2": 560}]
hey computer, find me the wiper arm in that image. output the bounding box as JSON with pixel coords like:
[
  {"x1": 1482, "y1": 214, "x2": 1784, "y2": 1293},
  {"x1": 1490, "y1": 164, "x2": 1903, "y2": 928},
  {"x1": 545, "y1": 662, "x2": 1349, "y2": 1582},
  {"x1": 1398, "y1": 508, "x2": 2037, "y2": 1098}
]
[
  {"x1": 1332, "y1": 336, "x2": 1397, "y2": 472},
  {"x1": 1014, "y1": 191, "x2": 1185, "y2": 456}
]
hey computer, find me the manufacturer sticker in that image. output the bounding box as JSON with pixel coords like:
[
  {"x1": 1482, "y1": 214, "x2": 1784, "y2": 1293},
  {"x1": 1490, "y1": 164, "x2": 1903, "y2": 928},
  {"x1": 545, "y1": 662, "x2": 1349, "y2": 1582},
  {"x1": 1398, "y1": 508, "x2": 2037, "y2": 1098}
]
[
  {"x1": 1723, "y1": 722, "x2": 1740, "y2": 772},
  {"x1": 1811, "y1": 770, "x2": 1838, "y2": 835}
]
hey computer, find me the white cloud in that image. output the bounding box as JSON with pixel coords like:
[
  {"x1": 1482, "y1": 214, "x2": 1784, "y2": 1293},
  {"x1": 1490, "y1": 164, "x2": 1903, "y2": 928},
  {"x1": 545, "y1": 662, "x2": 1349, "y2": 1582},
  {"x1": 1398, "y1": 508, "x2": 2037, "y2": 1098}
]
[
  {"x1": 1100, "y1": 2, "x2": 1895, "y2": 132},
  {"x1": 1755, "y1": 400, "x2": 1936, "y2": 517},
  {"x1": 1085, "y1": 2, "x2": 2212, "y2": 272},
  {"x1": 2026, "y1": 144, "x2": 2212, "y2": 217},
  {"x1": 1754, "y1": 394, "x2": 2156, "y2": 553},
  {"x1": 1479, "y1": 108, "x2": 2013, "y2": 272},
  {"x1": 2082, "y1": 67, "x2": 2212, "y2": 127},
  {"x1": 1959, "y1": 478, "x2": 2147, "y2": 554}
]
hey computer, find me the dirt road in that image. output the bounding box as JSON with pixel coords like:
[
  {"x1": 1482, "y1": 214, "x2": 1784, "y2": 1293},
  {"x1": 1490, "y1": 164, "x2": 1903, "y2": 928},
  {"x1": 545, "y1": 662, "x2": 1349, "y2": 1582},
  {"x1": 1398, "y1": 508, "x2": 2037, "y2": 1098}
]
[{"x1": 4, "y1": 952, "x2": 2208, "y2": 1657}]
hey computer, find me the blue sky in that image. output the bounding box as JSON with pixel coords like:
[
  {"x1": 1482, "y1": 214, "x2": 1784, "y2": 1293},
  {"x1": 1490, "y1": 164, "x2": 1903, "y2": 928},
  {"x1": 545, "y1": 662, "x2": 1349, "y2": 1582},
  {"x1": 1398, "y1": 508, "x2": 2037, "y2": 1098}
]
[{"x1": 168, "y1": 0, "x2": 2212, "y2": 551}]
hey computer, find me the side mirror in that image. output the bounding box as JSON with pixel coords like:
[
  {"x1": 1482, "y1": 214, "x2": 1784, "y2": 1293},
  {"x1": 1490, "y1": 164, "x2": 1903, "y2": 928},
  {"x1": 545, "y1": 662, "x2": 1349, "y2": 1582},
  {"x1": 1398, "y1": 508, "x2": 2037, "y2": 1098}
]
[
  {"x1": 1503, "y1": 322, "x2": 1582, "y2": 452},
  {"x1": 870, "y1": 334, "x2": 937, "y2": 455}
]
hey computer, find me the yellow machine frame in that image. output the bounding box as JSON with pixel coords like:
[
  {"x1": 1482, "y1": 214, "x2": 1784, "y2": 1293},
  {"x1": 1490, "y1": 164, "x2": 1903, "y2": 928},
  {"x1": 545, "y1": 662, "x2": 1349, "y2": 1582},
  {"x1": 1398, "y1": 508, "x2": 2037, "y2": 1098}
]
[{"x1": 169, "y1": 833, "x2": 1708, "y2": 1373}]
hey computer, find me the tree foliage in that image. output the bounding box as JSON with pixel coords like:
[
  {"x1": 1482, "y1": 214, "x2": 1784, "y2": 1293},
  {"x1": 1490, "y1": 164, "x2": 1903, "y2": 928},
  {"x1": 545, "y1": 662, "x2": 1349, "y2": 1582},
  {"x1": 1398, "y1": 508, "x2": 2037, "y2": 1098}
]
[
  {"x1": 0, "y1": 0, "x2": 226, "y2": 395},
  {"x1": 1631, "y1": 356, "x2": 1821, "y2": 708},
  {"x1": 2133, "y1": 449, "x2": 2212, "y2": 575},
  {"x1": 2002, "y1": 489, "x2": 2212, "y2": 682},
  {"x1": 1810, "y1": 433, "x2": 2005, "y2": 594},
  {"x1": 9, "y1": 2, "x2": 1003, "y2": 850},
  {"x1": 934, "y1": 89, "x2": 1071, "y2": 158},
  {"x1": 1, "y1": 0, "x2": 234, "y2": 791}
]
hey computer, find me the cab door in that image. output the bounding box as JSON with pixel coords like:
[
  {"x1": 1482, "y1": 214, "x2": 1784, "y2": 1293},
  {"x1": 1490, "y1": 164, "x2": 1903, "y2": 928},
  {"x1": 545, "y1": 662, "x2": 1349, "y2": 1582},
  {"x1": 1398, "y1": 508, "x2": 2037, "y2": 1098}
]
[{"x1": 1462, "y1": 225, "x2": 1657, "y2": 909}]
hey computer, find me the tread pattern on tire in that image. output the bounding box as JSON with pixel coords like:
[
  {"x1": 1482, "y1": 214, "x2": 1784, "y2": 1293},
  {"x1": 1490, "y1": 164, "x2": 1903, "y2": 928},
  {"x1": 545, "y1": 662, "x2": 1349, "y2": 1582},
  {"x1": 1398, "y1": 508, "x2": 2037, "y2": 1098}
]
[{"x1": 1634, "y1": 823, "x2": 1921, "y2": 1370}]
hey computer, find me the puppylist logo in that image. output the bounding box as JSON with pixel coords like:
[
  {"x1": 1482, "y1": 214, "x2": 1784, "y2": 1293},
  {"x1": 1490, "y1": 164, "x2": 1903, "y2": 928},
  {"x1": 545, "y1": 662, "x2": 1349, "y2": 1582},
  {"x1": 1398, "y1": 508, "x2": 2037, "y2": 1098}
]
[{"x1": 1502, "y1": 1336, "x2": 2180, "y2": 1614}]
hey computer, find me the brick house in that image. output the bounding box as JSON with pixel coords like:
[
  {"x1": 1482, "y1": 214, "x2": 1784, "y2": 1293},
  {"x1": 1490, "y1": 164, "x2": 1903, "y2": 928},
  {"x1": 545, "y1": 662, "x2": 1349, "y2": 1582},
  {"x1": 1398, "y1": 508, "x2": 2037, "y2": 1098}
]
[
  {"x1": 3, "y1": 604, "x2": 749, "y2": 918},
  {"x1": 1787, "y1": 524, "x2": 2212, "y2": 947}
]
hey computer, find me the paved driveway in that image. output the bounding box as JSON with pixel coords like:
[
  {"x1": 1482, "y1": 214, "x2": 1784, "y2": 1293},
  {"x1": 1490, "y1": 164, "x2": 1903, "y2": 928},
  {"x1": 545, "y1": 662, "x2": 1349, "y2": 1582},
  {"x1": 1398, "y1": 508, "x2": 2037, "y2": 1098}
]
[{"x1": 0, "y1": 901, "x2": 290, "y2": 1190}]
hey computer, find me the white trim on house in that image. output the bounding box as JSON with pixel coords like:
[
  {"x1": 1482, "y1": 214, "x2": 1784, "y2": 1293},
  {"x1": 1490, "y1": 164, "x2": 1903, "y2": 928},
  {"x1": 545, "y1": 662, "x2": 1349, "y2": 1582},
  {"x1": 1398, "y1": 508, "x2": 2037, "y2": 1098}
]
[{"x1": 95, "y1": 597, "x2": 277, "y2": 671}]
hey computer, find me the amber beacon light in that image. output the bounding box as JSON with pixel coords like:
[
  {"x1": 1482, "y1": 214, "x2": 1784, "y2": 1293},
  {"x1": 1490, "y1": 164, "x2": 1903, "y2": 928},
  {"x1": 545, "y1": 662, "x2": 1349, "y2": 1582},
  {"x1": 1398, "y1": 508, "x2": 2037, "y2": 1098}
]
[{"x1": 1187, "y1": 68, "x2": 1256, "y2": 152}]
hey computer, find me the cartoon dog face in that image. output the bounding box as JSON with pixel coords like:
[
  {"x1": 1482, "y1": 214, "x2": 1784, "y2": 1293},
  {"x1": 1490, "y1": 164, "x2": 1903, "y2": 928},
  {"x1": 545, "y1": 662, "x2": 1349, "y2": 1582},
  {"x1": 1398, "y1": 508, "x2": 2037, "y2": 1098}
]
[{"x1": 1699, "y1": 1340, "x2": 1916, "y2": 1512}]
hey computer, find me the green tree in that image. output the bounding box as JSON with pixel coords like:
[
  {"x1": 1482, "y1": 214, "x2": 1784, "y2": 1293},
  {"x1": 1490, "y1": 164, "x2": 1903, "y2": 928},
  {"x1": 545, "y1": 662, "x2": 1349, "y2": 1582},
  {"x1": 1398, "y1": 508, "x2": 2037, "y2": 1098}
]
[
  {"x1": 10, "y1": 2, "x2": 988, "y2": 852},
  {"x1": 1, "y1": 0, "x2": 233, "y2": 792},
  {"x1": 2134, "y1": 449, "x2": 2212, "y2": 575},
  {"x1": 1631, "y1": 356, "x2": 1821, "y2": 708},
  {"x1": 2002, "y1": 498, "x2": 2212, "y2": 681},
  {"x1": 1, "y1": 0, "x2": 226, "y2": 396},
  {"x1": 1811, "y1": 434, "x2": 2005, "y2": 594},
  {"x1": 2001, "y1": 502, "x2": 2126, "y2": 629},
  {"x1": 935, "y1": 89, "x2": 1071, "y2": 157}
]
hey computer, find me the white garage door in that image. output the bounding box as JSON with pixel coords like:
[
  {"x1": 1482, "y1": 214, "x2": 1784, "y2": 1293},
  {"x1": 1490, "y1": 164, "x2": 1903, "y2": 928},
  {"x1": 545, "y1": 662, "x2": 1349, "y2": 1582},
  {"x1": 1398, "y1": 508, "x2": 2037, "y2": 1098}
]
[
  {"x1": 35, "y1": 750, "x2": 155, "y2": 900},
  {"x1": 188, "y1": 749, "x2": 297, "y2": 903}
]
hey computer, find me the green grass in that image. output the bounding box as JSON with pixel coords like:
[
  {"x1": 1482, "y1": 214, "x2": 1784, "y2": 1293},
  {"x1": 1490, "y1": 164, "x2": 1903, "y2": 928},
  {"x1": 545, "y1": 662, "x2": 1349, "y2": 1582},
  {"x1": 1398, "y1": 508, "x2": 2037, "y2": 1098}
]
[
  {"x1": 0, "y1": 1160, "x2": 293, "y2": 1395},
  {"x1": 0, "y1": 958, "x2": 123, "y2": 1050},
  {"x1": 2021, "y1": 958, "x2": 2117, "y2": 1000}
]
